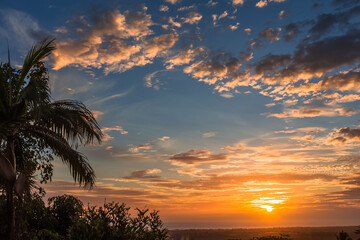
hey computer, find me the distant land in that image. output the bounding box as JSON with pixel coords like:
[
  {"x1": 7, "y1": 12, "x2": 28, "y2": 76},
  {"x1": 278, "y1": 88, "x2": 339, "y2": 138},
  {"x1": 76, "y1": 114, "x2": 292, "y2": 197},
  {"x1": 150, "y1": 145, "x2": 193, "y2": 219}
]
[{"x1": 168, "y1": 226, "x2": 359, "y2": 240}]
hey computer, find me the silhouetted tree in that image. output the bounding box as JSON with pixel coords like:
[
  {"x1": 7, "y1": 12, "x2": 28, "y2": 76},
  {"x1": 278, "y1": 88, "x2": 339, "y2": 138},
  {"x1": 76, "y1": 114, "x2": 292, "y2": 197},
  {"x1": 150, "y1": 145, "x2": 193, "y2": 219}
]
[
  {"x1": 48, "y1": 195, "x2": 84, "y2": 236},
  {"x1": 336, "y1": 231, "x2": 352, "y2": 240},
  {"x1": 355, "y1": 226, "x2": 360, "y2": 240},
  {"x1": 0, "y1": 38, "x2": 102, "y2": 240}
]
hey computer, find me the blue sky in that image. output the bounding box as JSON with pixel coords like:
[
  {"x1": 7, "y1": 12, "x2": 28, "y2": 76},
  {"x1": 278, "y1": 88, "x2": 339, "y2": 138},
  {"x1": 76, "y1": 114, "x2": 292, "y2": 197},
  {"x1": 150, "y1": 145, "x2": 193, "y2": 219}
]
[{"x1": 2, "y1": 0, "x2": 360, "y2": 228}]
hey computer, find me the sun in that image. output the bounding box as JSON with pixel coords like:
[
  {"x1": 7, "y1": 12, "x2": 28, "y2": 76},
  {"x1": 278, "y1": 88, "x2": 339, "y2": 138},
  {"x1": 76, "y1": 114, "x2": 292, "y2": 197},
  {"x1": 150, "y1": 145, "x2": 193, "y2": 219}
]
[
  {"x1": 266, "y1": 206, "x2": 273, "y2": 212},
  {"x1": 260, "y1": 205, "x2": 273, "y2": 212}
]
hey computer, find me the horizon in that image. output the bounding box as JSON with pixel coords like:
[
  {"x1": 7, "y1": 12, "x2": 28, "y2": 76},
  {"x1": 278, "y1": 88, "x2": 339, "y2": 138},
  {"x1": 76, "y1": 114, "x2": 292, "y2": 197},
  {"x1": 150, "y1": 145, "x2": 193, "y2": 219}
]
[{"x1": 2, "y1": 0, "x2": 360, "y2": 229}]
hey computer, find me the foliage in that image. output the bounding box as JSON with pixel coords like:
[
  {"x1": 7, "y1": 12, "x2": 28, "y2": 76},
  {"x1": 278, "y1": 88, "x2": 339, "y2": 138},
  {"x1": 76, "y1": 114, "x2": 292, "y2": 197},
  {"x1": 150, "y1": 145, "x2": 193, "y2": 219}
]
[
  {"x1": 0, "y1": 38, "x2": 102, "y2": 239},
  {"x1": 48, "y1": 195, "x2": 84, "y2": 236},
  {"x1": 250, "y1": 234, "x2": 292, "y2": 240},
  {"x1": 68, "y1": 202, "x2": 169, "y2": 240},
  {"x1": 0, "y1": 194, "x2": 169, "y2": 240},
  {"x1": 336, "y1": 230, "x2": 353, "y2": 240}
]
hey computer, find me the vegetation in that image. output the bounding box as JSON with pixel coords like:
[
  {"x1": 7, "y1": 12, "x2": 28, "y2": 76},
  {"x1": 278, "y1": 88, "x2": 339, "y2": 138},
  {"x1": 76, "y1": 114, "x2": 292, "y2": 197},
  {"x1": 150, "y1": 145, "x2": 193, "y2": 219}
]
[
  {"x1": 0, "y1": 193, "x2": 169, "y2": 240},
  {"x1": 0, "y1": 38, "x2": 102, "y2": 239},
  {"x1": 250, "y1": 234, "x2": 292, "y2": 240},
  {"x1": 336, "y1": 230, "x2": 353, "y2": 240}
]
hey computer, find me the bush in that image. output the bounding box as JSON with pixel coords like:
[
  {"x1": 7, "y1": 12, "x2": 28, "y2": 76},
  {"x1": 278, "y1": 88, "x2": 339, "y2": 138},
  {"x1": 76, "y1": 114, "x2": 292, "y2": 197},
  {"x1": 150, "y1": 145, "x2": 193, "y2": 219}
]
[
  {"x1": 68, "y1": 202, "x2": 168, "y2": 240},
  {"x1": 0, "y1": 194, "x2": 168, "y2": 240}
]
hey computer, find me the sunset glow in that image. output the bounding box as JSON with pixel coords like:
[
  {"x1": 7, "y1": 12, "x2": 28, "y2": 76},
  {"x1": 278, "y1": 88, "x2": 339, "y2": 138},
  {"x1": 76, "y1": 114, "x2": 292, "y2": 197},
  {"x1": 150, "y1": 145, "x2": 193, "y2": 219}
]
[
  {"x1": 260, "y1": 205, "x2": 273, "y2": 212},
  {"x1": 2, "y1": 0, "x2": 360, "y2": 229}
]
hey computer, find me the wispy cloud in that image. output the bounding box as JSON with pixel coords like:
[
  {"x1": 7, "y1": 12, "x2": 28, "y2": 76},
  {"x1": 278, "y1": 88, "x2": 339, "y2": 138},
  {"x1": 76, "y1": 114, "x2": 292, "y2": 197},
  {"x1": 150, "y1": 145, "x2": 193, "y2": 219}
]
[{"x1": 87, "y1": 88, "x2": 133, "y2": 106}]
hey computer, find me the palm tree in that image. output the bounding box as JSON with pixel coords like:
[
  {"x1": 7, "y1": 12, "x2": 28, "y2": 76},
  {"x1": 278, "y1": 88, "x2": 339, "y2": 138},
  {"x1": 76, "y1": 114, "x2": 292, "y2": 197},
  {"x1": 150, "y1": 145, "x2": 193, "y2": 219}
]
[{"x1": 0, "y1": 38, "x2": 102, "y2": 240}]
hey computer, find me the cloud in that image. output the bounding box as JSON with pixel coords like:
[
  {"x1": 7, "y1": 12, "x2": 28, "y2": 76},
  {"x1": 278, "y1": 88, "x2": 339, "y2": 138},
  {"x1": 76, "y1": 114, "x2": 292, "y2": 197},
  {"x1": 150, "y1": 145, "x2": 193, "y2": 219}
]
[
  {"x1": 144, "y1": 70, "x2": 166, "y2": 90},
  {"x1": 129, "y1": 136, "x2": 171, "y2": 153},
  {"x1": 254, "y1": 54, "x2": 291, "y2": 76},
  {"x1": 158, "y1": 136, "x2": 170, "y2": 141},
  {"x1": 218, "y1": 11, "x2": 228, "y2": 20},
  {"x1": 320, "y1": 70, "x2": 360, "y2": 91},
  {"x1": 168, "y1": 17, "x2": 182, "y2": 28},
  {"x1": 143, "y1": 33, "x2": 178, "y2": 58},
  {"x1": 92, "y1": 110, "x2": 104, "y2": 120},
  {"x1": 229, "y1": 23, "x2": 240, "y2": 31},
  {"x1": 202, "y1": 132, "x2": 217, "y2": 138},
  {"x1": 275, "y1": 69, "x2": 360, "y2": 100},
  {"x1": 184, "y1": 52, "x2": 245, "y2": 86},
  {"x1": 165, "y1": 0, "x2": 181, "y2": 4},
  {"x1": 221, "y1": 144, "x2": 243, "y2": 152},
  {"x1": 267, "y1": 105, "x2": 358, "y2": 119},
  {"x1": 281, "y1": 23, "x2": 302, "y2": 41},
  {"x1": 87, "y1": 89, "x2": 132, "y2": 105},
  {"x1": 256, "y1": 0, "x2": 286, "y2": 8},
  {"x1": 159, "y1": 5, "x2": 169, "y2": 12},
  {"x1": 244, "y1": 28, "x2": 252, "y2": 35},
  {"x1": 102, "y1": 126, "x2": 128, "y2": 141},
  {"x1": 291, "y1": 135, "x2": 315, "y2": 142},
  {"x1": 278, "y1": 10, "x2": 287, "y2": 19},
  {"x1": 52, "y1": 9, "x2": 178, "y2": 74},
  {"x1": 165, "y1": 46, "x2": 204, "y2": 69},
  {"x1": 123, "y1": 169, "x2": 162, "y2": 179},
  {"x1": 181, "y1": 12, "x2": 202, "y2": 24},
  {"x1": 276, "y1": 127, "x2": 326, "y2": 134},
  {"x1": 255, "y1": 30, "x2": 360, "y2": 85},
  {"x1": 0, "y1": 9, "x2": 48, "y2": 51},
  {"x1": 256, "y1": 0, "x2": 268, "y2": 8},
  {"x1": 42, "y1": 180, "x2": 170, "y2": 206},
  {"x1": 259, "y1": 27, "x2": 280, "y2": 42},
  {"x1": 168, "y1": 149, "x2": 229, "y2": 165},
  {"x1": 220, "y1": 93, "x2": 234, "y2": 98},
  {"x1": 177, "y1": 5, "x2": 197, "y2": 11},
  {"x1": 155, "y1": 172, "x2": 336, "y2": 190},
  {"x1": 309, "y1": 6, "x2": 360, "y2": 39},
  {"x1": 207, "y1": 0, "x2": 218, "y2": 7},
  {"x1": 232, "y1": 0, "x2": 245, "y2": 5},
  {"x1": 329, "y1": 128, "x2": 360, "y2": 144}
]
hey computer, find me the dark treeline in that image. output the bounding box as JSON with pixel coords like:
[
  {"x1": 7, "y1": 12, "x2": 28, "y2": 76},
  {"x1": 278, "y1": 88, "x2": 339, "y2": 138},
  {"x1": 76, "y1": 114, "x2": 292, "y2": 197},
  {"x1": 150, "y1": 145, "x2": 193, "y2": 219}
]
[{"x1": 0, "y1": 193, "x2": 169, "y2": 240}]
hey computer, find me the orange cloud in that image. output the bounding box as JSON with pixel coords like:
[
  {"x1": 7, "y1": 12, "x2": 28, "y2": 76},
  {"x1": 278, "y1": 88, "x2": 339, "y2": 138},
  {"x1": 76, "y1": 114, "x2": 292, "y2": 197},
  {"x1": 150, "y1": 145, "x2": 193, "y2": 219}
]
[
  {"x1": 181, "y1": 12, "x2": 202, "y2": 24},
  {"x1": 268, "y1": 105, "x2": 357, "y2": 118},
  {"x1": 168, "y1": 149, "x2": 229, "y2": 165},
  {"x1": 52, "y1": 9, "x2": 178, "y2": 74},
  {"x1": 101, "y1": 126, "x2": 128, "y2": 141},
  {"x1": 328, "y1": 127, "x2": 360, "y2": 145}
]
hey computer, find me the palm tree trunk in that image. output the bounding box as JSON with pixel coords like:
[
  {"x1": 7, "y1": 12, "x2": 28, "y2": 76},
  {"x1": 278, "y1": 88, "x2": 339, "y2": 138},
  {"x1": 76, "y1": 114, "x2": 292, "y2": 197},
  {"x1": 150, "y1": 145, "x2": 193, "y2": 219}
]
[
  {"x1": 8, "y1": 182, "x2": 16, "y2": 240},
  {"x1": 7, "y1": 137, "x2": 17, "y2": 240}
]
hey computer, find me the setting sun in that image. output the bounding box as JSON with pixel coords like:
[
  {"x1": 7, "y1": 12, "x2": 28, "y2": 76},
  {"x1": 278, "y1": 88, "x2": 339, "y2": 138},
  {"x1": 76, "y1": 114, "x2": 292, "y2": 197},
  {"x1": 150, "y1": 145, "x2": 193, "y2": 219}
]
[{"x1": 260, "y1": 205, "x2": 273, "y2": 212}]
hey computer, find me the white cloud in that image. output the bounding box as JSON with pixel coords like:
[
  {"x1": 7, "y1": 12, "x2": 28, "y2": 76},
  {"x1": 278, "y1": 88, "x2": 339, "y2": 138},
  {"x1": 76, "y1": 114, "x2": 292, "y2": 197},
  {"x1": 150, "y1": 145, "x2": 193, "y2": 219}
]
[{"x1": 202, "y1": 132, "x2": 217, "y2": 138}]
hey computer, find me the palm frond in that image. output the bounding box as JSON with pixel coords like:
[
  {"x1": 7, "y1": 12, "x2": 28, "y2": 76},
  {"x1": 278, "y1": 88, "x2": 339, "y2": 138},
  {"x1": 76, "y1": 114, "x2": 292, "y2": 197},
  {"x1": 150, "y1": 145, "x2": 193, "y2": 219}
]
[
  {"x1": 17, "y1": 38, "x2": 55, "y2": 91},
  {"x1": 20, "y1": 62, "x2": 51, "y2": 119},
  {"x1": 24, "y1": 125, "x2": 96, "y2": 187},
  {"x1": 39, "y1": 100, "x2": 103, "y2": 146}
]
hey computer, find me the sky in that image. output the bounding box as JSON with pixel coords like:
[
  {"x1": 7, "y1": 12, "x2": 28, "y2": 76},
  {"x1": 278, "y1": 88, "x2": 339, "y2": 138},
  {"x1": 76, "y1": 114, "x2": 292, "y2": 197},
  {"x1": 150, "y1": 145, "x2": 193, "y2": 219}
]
[{"x1": 1, "y1": 0, "x2": 360, "y2": 229}]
